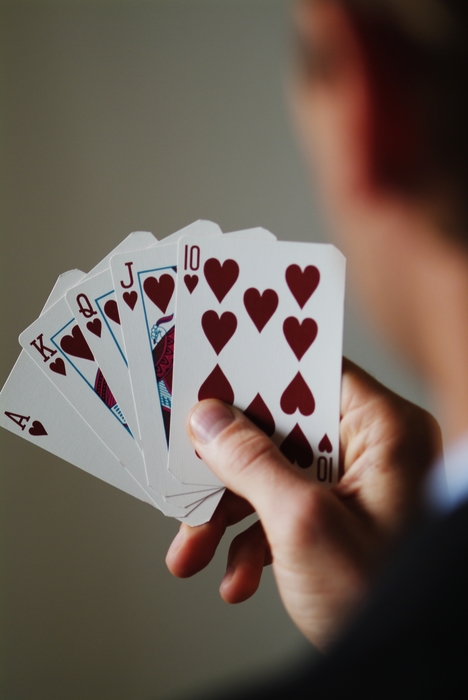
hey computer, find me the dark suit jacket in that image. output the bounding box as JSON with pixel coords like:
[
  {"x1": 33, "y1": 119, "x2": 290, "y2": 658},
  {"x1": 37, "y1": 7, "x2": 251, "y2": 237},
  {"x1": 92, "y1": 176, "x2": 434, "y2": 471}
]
[{"x1": 206, "y1": 502, "x2": 468, "y2": 699}]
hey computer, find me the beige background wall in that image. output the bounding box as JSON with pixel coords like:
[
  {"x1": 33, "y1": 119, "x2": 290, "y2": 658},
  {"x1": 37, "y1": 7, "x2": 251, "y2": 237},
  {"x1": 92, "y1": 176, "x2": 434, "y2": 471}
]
[{"x1": 0, "y1": 1, "x2": 428, "y2": 698}]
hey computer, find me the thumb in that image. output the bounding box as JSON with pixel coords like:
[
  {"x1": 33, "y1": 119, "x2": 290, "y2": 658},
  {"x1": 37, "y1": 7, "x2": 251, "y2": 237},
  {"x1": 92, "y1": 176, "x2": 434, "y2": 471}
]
[
  {"x1": 187, "y1": 399, "x2": 318, "y2": 537},
  {"x1": 188, "y1": 399, "x2": 372, "y2": 649}
]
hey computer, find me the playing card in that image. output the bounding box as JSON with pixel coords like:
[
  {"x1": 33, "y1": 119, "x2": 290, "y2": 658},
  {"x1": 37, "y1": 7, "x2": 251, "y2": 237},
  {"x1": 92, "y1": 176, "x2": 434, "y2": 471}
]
[
  {"x1": 163, "y1": 227, "x2": 278, "y2": 503},
  {"x1": 65, "y1": 267, "x2": 143, "y2": 444},
  {"x1": 1, "y1": 271, "x2": 155, "y2": 506},
  {"x1": 110, "y1": 223, "x2": 276, "y2": 505},
  {"x1": 110, "y1": 220, "x2": 224, "y2": 504},
  {"x1": 168, "y1": 236, "x2": 345, "y2": 488},
  {"x1": 17, "y1": 235, "x2": 207, "y2": 517},
  {"x1": 0, "y1": 351, "x2": 223, "y2": 524},
  {"x1": 89, "y1": 231, "x2": 158, "y2": 275},
  {"x1": 63, "y1": 233, "x2": 161, "y2": 444},
  {"x1": 18, "y1": 233, "x2": 155, "y2": 454},
  {"x1": 222, "y1": 228, "x2": 277, "y2": 241},
  {"x1": 13, "y1": 264, "x2": 222, "y2": 522},
  {"x1": 4, "y1": 224, "x2": 345, "y2": 530},
  {"x1": 0, "y1": 352, "x2": 161, "y2": 505},
  {"x1": 45, "y1": 270, "x2": 88, "y2": 308},
  {"x1": 66, "y1": 227, "x2": 277, "y2": 458}
]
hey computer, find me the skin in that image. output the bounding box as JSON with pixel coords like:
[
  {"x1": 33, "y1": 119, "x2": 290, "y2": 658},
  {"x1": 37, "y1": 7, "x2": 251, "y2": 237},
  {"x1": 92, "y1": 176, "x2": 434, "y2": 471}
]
[
  {"x1": 167, "y1": 0, "x2": 468, "y2": 651},
  {"x1": 167, "y1": 362, "x2": 440, "y2": 650}
]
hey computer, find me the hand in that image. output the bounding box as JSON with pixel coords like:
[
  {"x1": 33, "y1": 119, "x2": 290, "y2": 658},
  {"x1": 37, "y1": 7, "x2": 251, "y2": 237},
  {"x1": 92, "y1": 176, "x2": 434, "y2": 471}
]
[{"x1": 166, "y1": 359, "x2": 441, "y2": 650}]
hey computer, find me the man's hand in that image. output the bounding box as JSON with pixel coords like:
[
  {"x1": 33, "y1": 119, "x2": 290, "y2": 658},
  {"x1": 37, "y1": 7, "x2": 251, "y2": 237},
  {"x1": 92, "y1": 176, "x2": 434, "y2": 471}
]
[{"x1": 166, "y1": 359, "x2": 441, "y2": 651}]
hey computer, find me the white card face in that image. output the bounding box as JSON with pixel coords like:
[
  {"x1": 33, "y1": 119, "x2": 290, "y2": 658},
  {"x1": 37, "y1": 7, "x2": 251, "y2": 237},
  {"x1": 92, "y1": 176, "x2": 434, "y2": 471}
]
[
  {"x1": 110, "y1": 220, "x2": 223, "y2": 502},
  {"x1": 20, "y1": 296, "x2": 139, "y2": 452},
  {"x1": 168, "y1": 236, "x2": 346, "y2": 488},
  {"x1": 0, "y1": 351, "x2": 155, "y2": 505},
  {"x1": 223, "y1": 227, "x2": 276, "y2": 241},
  {"x1": 20, "y1": 239, "x2": 219, "y2": 517},
  {"x1": 44, "y1": 270, "x2": 87, "y2": 310},
  {"x1": 166, "y1": 228, "x2": 276, "y2": 500},
  {"x1": 62, "y1": 232, "x2": 161, "y2": 445},
  {"x1": 66, "y1": 268, "x2": 142, "y2": 444},
  {"x1": 89, "y1": 231, "x2": 158, "y2": 276},
  {"x1": 3, "y1": 230, "x2": 299, "y2": 527},
  {"x1": 4, "y1": 285, "x2": 222, "y2": 524},
  {"x1": 179, "y1": 488, "x2": 224, "y2": 526},
  {"x1": 1, "y1": 271, "x2": 153, "y2": 506},
  {"x1": 65, "y1": 225, "x2": 235, "y2": 452},
  {"x1": 109, "y1": 222, "x2": 274, "y2": 505},
  {"x1": 17, "y1": 295, "x2": 199, "y2": 517},
  {"x1": 0, "y1": 350, "x2": 222, "y2": 524}
]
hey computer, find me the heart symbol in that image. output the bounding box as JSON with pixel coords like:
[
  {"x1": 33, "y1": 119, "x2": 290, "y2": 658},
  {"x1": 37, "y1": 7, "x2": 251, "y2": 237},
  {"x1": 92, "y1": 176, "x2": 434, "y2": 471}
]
[
  {"x1": 198, "y1": 364, "x2": 234, "y2": 404},
  {"x1": 280, "y1": 424, "x2": 314, "y2": 468},
  {"x1": 283, "y1": 317, "x2": 318, "y2": 360},
  {"x1": 243, "y1": 288, "x2": 278, "y2": 333},
  {"x1": 280, "y1": 372, "x2": 315, "y2": 416},
  {"x1": 318, "y1": 434, "x2": 333, "y2": 453},
  {"x1": 123, "y1": 291, "x2": 138, "y2": 310},
  {"x1": 285, "y1": 264, "x2": 320, "y2": 309},
  {"x1": 28, "y1": 420, "x2": 48, "y2": 437},
  {"x1": 204, "y1": 258, "x2": 239, "y2": 303},
  {"x1": 143, "y1": 274, "x2": 175, "y2": 314},
  {"x1": 60, "y1": 325, "x2": 94, "y2": 361},
  {"x1": 104, "y1": 299, "x2": 120, "y2": 324},
  {"x1": 49, "y1": 358, "x2": 66, "y2": 375},
  {"x1": 184, "y1": 274, "x2": 199, "y2": 294},
  {"x1": 201, "y1": 311, "x2": 237, "y2": 355},
  {"x1": 244, "y1": 393, "x2": 275, "y2": 437},
  {"x1": 86, "y1": 318, "x2": 102, "y2": 337}
]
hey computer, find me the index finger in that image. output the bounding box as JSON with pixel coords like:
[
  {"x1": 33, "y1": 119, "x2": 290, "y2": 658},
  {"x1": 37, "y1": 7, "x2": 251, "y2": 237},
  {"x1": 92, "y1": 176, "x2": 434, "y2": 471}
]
[{"x1": 166, "y1": 490, "x2": 254, "y2": 578}]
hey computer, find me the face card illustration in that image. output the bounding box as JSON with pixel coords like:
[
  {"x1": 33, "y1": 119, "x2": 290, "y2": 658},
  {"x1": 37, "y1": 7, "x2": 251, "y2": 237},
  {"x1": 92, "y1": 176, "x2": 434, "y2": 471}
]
[
  {"x1": 17, "y1": 229, "x2": 160, "y2": 463},
  {"x1": 110, "y1": 222, "x2": 276, "y2": 503},
  {"x1": 1, "y1": 270, "x2": 154, "y2": 506},
  {"x1": 1, "y1": 266, "x2": 222, "y2": 524},
  {"x1": 63, "y1": 232, "x2": 161, "y2": 445},
  {"x1": 26, "y1": 296, "x2": 214, "y2": 515},
  {"x1": 68, "y1": 259, "x2": 221, "y2": 509},
  {"x1": 0, "y1": 350, "x2": 224, "y2": 524},
  {"x1": 17, "y1": 240, "x2": 198, "y2": 518},
  {"x1": 66, "y1": 268, "x2": 143, "y2": 444},
  {"x1": 110, "y1": 220, "x2": 224, "y2": 502},
  {"x1": 168, "y1": 236, "x2": 346, "y2": 488}
]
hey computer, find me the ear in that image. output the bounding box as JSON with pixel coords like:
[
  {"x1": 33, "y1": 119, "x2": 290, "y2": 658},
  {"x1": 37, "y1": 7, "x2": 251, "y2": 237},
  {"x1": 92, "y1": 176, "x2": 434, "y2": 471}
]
[{"x1": 292, "y1": 1, "x2": 422, "y2": 206}]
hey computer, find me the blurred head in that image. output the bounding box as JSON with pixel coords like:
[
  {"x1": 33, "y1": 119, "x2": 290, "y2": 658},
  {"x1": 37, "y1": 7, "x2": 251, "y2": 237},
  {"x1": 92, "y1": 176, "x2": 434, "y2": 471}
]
[{"x1": 292, "y1": 0, "x2": 468, "y2": 367}]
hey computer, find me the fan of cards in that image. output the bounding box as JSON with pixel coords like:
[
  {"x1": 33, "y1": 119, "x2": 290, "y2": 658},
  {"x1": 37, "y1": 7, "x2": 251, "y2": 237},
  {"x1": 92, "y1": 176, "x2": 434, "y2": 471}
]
[{"x1": 0, "y1": 221, "x2": 345, "y2": 526}]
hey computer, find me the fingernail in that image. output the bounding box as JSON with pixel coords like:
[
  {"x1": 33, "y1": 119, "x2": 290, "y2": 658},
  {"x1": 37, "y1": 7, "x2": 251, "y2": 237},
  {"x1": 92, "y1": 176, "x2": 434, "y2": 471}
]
[{"x1": 189, "y1": 402, "x2": 235, "y2": 444}]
